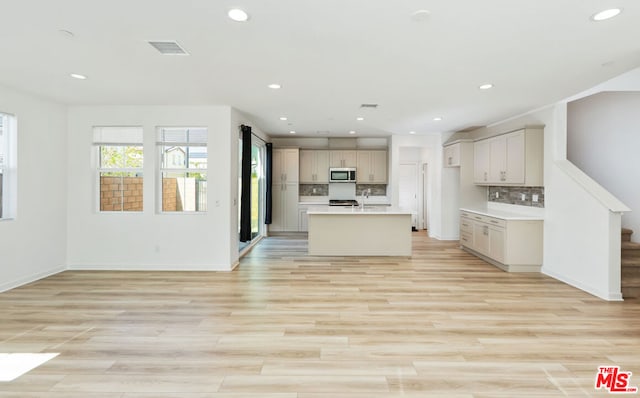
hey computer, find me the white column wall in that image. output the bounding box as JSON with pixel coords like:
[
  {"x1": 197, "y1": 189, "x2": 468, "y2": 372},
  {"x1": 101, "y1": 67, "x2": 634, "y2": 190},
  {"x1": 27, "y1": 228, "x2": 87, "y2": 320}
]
[
  {"x1": 66, "y1": 105, "x2": 235, "y2": 270},
  {"x1": 0, "y1": 85, "x2": 68, "y2": 291},
  {"x1": 389, "y1": 133, "x2": 450, "y2": 239}
]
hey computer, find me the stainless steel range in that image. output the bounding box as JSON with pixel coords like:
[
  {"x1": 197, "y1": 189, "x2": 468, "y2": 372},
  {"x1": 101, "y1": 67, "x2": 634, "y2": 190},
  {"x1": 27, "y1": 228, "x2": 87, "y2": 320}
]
[{"x1": 329, "y1": 199, "x2": 359, "y2": 207}]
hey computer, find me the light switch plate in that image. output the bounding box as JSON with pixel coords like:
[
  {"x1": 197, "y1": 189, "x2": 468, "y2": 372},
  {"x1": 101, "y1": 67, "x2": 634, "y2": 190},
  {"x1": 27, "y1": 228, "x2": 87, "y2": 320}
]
[
  {"x1": 532, "y1": 194, "x2": 539, "y2": 202},
  {"x1": 521, "y1": 193, "x2": 526, "y2": 201},
  {"x1": 495, "y1": 192, "x2": 499, "y2": 198}
]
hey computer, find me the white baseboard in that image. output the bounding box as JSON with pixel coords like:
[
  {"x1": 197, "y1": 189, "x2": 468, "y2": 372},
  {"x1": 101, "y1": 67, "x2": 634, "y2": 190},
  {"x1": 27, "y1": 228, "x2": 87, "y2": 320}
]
[
  {"x1": 429, "y1": 232, "x2": 460, "y2": 241},
  {"x1": 67, "y1": 263, "x2": 235, "y2": 272},
  {"x1": 541, "y1": 267, "x2": 623, "y2": 301},
  {"x1": 0, "y1": 266, "x2": 66, "y2": 293}
]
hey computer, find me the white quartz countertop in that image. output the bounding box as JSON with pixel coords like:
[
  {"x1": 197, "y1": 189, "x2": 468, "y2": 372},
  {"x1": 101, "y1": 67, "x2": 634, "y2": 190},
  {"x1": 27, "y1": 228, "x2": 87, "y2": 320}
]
[
  {"x1": 307, "y1": 206, "x2": 410, "y2": 215},
  {"x1": 460, "y1": 206, "x2": 544, "y2": 221},
  {"x1": 299, "y1": 196, "x2": 391, "y2": 206}
]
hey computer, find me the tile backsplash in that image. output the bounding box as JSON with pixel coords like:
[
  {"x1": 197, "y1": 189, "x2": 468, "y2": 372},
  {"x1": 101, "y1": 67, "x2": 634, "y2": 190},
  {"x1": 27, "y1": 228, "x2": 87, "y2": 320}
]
[
  {"x1": 299, "y1": 183, "x2": 387, "y2": 197},
  {"x1": 356, "y1": 184, "x2": 387, "y2": 196},
  {"x1": 488, "y1": 186, "x2": 544, "y2": 208},
  {"x1": 299, "y1": 184, "x2": 329, "y2": 196}
]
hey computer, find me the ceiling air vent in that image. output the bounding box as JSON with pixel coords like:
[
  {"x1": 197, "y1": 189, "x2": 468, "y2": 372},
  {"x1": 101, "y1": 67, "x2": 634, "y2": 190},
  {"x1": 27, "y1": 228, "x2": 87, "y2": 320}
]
[
  {"x1": 147, "y1": 41, "x2": 189, "y2": 55},
  {"x1": 360, "y1": 104, "x2": 378, "y2": 108}
]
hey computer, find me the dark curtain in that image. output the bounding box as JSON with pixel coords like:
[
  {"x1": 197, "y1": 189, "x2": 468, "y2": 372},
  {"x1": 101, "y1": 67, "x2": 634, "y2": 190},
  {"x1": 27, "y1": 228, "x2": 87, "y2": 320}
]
[
  {"x1": 265, "y1": 143, "x2": 273, "y2": 224},
  {"x1": 239, "y1": 125, "x2": 252, "y2": 242}
]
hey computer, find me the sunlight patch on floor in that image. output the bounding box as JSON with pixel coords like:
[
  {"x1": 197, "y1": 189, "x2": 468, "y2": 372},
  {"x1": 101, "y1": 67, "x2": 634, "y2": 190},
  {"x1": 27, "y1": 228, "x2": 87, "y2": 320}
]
[{"x1": 0, "y1": 353, "x2": 59, "y2": 382}]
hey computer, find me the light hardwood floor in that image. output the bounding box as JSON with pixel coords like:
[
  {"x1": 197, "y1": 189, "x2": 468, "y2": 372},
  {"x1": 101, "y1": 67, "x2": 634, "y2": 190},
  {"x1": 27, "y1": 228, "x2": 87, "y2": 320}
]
[{"x1": 1, "y1": 232, "x2": 640, "y2": 397}]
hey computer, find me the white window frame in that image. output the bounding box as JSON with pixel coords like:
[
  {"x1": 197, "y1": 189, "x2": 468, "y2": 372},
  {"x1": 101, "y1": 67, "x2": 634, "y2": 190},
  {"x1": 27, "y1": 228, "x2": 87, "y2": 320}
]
[
  {"x1": 0, "y1": 112, "x2": 17, "y2": 220},
  {"x1": 93, "y1": 126, "x2": 144, "y2": 213},
  {"x1": 156, "y1": 127, "x2": 208, "y2": 214}
]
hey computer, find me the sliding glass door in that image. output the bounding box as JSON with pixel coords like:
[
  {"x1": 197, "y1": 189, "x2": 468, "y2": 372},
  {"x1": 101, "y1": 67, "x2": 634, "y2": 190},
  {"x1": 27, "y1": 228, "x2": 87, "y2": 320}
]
[{"x1": 239, "y1": 134, "x2": 266, "y2": 251}]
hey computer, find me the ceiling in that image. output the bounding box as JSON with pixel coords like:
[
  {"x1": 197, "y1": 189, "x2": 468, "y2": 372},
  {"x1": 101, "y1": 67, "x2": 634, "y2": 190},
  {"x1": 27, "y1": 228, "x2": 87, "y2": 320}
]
[{"x1": 0, "y1": 1, "x2": 639, "y2": 138}]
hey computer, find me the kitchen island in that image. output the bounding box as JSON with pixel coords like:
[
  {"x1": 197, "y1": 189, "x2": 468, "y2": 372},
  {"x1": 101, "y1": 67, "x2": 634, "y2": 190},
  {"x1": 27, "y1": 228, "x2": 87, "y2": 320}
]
[{"x1": 307, "y1": 206, "x2": 412, "y2": 256}]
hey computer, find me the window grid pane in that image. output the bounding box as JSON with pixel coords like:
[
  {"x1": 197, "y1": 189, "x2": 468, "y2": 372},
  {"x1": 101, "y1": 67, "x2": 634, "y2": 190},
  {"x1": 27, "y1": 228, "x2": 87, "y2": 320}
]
[
  {"x1": 158, "y1": 127, "x2": 207, "y2": 213},
  {"x1": 99, "y1": 172, "x2": 143, "y2": 212},
  {"x1": 94, "y1": 127, "x2": 144, "y2": 213}
]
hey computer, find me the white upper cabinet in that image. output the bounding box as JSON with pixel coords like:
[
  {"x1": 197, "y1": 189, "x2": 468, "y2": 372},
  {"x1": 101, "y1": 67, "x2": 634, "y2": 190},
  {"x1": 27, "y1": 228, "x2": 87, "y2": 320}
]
[
  {"x1": 473, "y1": 127, "x2": 542, "y2": 186},
  {"x1": 488, "y1": 134, "x2": 508, "y2": 183},
  {"x1": 443, "y1": 143, "x2": 461, "y2": 167},
  {"x1": 505, "y1": 131, "x2": 525, "y2": 184},
  {"x1": 299, "y1": 150, "x2": 329, "y2": 183},
  {"x1": 473, "y1": 140, "x2": 490, "y2": 183},
  {"x1": 273, "y1": 148, "x2": 299, "y2": 184},
  {"x1": 356, "y1": 150, "x2": 387, "y2": 183},
  {"x1": 330, "y1": 150, "x2": 357, "y2": 168}
]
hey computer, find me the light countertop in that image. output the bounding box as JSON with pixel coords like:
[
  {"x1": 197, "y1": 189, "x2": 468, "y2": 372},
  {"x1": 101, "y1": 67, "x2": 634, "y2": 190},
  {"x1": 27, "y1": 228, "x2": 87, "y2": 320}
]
[
  {"x1": 299, "y1": 196, "x2": 392, "y2": 206},
  {"x1": 307, "y1": 206, "x2": 410, "y2": 215},
  {"x1": 460, "y1": 205, "x2": 544, "y2": 221}
]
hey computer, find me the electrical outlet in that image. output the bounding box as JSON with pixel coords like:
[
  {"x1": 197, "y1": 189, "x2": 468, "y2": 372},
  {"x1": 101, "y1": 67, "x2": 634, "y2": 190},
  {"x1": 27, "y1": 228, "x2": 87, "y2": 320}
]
[
  {"x1": 495, "y1": 192, "x2": 499, "y2": 198},
  {"x1": 313, "y1": 188, "x2": 317, "y2": 194},
  {"x1": 367, "y1": 188, "x2": 371, "y2": 194},
  {"x1": 521, "y1": 194, "x2": 526, "y2": 201},
  {"x1": 532, "y1": 194, "x2": 539, "y2": 202}
]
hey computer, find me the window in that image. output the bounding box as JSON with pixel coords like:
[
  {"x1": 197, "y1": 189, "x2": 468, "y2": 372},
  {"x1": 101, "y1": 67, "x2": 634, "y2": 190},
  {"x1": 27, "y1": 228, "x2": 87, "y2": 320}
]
[
  {"x1": 157, "y1": 127, "x2": 207, "y2": 212},
  {"x1": 0, "y1": 112, "x2": 17, "y2": 220},
  {"x1": 93, "y1": 126, "x2": 144, "y2": 212}
]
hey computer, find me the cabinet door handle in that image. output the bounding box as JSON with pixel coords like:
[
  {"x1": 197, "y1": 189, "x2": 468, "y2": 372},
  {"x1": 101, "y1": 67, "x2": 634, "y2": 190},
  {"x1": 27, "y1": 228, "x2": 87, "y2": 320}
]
[
  {"x1": 484, "y1": 172, "x2": 487, "y2": 181},
  {"x1": 448, "y1": 156, "x2": 452, "y2": 165},
  {"x1": 484, "y1": 226, "x2": 489, "y2": 235},
  {"x1": 490, "y1": 220, "x2": 500, "y2": 224}
]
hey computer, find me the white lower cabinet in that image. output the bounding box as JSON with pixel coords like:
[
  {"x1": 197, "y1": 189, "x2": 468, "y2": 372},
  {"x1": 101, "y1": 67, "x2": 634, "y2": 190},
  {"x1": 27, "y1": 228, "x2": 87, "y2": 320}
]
[
  {"x1": 460, "y1": 210, "x2": 542, "y2": 272},
  {"x1": 298, "y1": 206, "x2": 310, "y2": 232},
  {"x1": 270, "y1": 183, "x2": 299, "y2": 232}
]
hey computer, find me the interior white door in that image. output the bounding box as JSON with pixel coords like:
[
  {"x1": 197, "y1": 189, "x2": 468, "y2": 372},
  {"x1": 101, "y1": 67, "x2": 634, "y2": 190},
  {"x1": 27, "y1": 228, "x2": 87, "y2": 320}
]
[{"x1": 399, "y1": 163, "x2": 419, "y2": 228}]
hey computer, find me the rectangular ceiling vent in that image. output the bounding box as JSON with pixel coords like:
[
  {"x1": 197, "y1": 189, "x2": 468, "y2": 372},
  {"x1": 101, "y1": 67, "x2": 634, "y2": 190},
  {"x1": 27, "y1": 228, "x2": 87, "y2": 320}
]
[
  {"x1": 148, "y1": 41, "x2": 189, "y2": 55},
  {"x1": 360, "y1": 104, "x2": 378, "y2": 108}
]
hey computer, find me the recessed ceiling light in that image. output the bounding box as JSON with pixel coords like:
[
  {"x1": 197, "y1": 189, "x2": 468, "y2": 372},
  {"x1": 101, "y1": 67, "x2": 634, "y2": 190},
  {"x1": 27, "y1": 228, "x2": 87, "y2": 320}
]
[
  {"x1": 279, "y1": 117, "x2": 288, "y2": 121},
  {"x1": 591, "y1": 8, "x2": 622, "y2": 21},
  {"x1": 479, "y1": 83, "x2": 493, "y2": 90},
  {"x1": 70, "y1": 73, "x2": 87, "y2": 80},
  {"x1": 409, "y1": 131, "x2": 416, "y2": 135},
  {"x1": 228, "y1": 8, "x2": 249, "y2": 22},
  {"x1": 433, "y1": 117, "x2": 443, "y2": 121},
  {"x1": 58, "y1": 29, "x2": 74, "y2": 38},
  {"x1": 356, "y1": 117, "x2": 364, "y2": 121},
  {"x1": 289, "y1": 130, "x2": 296, "y2": 134},
  {"x1": 268, "y1": 83, "x2": 281, "y2": 89},
  {"x1": 411, "y1": 9, "x2": 431, "y2": 22},
  {"x1": 349, "y1": 131, "x2": 356, "y2": 135}
]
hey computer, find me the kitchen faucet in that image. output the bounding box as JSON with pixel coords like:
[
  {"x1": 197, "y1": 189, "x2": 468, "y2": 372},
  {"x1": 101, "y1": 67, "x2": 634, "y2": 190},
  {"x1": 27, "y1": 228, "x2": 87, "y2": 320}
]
[{"x1": 361, "y1": 189, "x2": 370, "y2": 209}]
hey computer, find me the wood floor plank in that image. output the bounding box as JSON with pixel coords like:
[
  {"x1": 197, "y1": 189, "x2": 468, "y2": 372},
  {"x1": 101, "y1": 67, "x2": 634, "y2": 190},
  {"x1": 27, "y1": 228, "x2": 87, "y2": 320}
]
[{"x1": 1, "y1": 232, "x2": 640, "y2": 395}]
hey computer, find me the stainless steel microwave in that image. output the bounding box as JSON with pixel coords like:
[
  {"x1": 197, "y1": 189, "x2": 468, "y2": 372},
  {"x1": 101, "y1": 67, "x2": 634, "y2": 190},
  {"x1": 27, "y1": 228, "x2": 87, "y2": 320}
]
[{"x1": 329, "y1": 167, "x2": 356, "y2": 183}]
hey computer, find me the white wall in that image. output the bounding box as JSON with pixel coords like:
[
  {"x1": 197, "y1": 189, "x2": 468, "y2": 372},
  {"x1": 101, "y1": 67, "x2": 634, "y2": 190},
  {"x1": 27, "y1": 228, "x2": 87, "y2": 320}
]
[
  {"x1": 0, "y1": 85, "x2": 68, "y2": 291},
  {"x1": 568, "y1": 91, "x2": 640, "y2": 242},
  {"x1": 67, "y1": 106, "x2": 236, "y2": 270}
]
